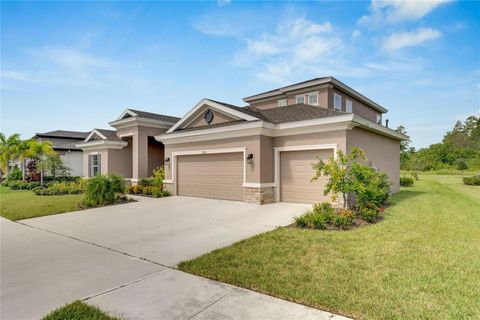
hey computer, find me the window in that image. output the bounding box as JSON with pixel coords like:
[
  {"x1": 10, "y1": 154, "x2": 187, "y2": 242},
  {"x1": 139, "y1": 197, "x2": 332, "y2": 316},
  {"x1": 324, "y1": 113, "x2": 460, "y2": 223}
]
[
  {"x1": 334, "y1": 93, "x2": 342, "y2": 111},
  {"x1": 89, "y1": 154, "x2": 101, "y2": 177},
  {"x1": 308, "y1": 93, "x2": 318, "y2": 105},
  {"x1": 296, "y1": 95, "x2": 305, "y2": 104},
  {"x1": 376, "y1": 114, "x2": 382, "y2": 124},
  {"x1": 277, "y1": 99, "x2": 287, "y2": 107},
  {"x1": 346, "y1": 99, "x2": 353, "y2": 113}
]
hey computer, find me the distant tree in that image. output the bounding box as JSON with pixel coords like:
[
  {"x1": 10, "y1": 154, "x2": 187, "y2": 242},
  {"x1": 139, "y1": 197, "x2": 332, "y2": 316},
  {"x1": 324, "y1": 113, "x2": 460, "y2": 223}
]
[
  {"x1": 0, "y1": 133, "x2": 22, "y2": 177},
  {"x1": 37, "y1": 153, "x2": 71, "y2": 182}
]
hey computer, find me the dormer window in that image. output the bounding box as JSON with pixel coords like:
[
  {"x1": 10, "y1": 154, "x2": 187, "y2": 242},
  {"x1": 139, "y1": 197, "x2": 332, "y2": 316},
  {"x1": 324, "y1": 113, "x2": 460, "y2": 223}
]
[
  {"x1": 334, "y1": 93, "x2": 342, "y2": 111},
  {"x1": 295, "y1": 95, "x2": 305, "y2": 104},
  {"x1": 307, "y1": 93, "x2": 318, "y2": 106},
  {"x1": 277, "y1": 99, "x2": 287, "y2": 107}
]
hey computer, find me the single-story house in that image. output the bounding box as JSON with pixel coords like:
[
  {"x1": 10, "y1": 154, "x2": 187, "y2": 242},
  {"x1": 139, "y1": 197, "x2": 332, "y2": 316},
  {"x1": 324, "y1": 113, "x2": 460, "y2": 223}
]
[
  {"x1": 33, "y1": 130, "x2": 89, "y2": 176},
  {"x1": 76, "y1": 77, "x2": 408, "y2": 205}
]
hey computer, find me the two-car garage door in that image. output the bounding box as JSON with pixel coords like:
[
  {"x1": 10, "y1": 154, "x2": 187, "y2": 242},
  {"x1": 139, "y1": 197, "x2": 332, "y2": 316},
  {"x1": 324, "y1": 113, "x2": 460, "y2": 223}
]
[
  {"x1": 177, "y1": 152, "x2": 243, "y2": 201},
  {"x1": 175, "y1": 148, "x2": 332, "y2": 204}
]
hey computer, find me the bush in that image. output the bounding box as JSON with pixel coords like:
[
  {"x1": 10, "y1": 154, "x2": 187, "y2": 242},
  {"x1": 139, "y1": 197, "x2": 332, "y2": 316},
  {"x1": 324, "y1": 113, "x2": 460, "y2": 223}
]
[
  {"x1": 410, "y1": 171, "x2": 419, "y2": 181},
  {"x1": 351, "y1": 164, "x2": 391, "y2": 208},
  {"x1": 152, "y1": 166, "x2": 165, "y2": 186},
  {"x1": 455, "y1": 158, "x2": 468, "y2": 170},
  {"x1": 33, "y1": 180, "x2": 85, "y2": 196},
  {"x1": 296, "y1": 202, "x2": 354, "y2": 230},
  {"x1": 6, "y1": 166, "x2": 22, "y2": 181},
  {"x1": 6, "y1": 180, "x2": 40, "y2": 190},
  {"x1": 82, "y1": 175, "x2": 126, "y2": 207},
  {"x1": 334, "y1": 209, "x2": 355, "y2": 229},
  {"x1": 126, "y1": 184, "x2": 169, "y2": 198},
  {"x1": 138, "y1": 178, "x2": 154, "y2": 187},
  {"x1": 358, "y1": 206, "x2": 381, "y2": 223},
  {"x1": 463, "y1": 175, "x2": 480, "y2": 186},
  {"x1": 400, "y1": 176, "x2": 414, "y2": 187}
]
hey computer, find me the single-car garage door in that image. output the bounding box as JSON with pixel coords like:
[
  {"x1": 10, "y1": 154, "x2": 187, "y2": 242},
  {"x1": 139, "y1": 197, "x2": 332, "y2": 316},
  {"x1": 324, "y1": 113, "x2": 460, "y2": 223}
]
[
  {"x1": 280, "y1": 149, "x2": 333, "y2": 204},
  {"x1": 177, "y1": 152, "x2": 243, "y2": 201}
]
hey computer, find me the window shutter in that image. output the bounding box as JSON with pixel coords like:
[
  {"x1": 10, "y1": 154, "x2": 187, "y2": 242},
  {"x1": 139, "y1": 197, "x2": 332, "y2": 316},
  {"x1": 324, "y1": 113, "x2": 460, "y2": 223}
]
[
  {"x1": 88, "y1": 155, "x2": 92, "y2": 177},
  {"x1": 97, "y1": 154, "x2": 101, "y2": 175}
]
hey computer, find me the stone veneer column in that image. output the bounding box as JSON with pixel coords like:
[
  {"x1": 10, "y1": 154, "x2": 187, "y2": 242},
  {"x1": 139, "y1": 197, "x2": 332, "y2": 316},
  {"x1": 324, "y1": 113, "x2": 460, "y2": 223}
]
[{"x1": 242, "y1": 186, "x2": 274, "y2": 204}]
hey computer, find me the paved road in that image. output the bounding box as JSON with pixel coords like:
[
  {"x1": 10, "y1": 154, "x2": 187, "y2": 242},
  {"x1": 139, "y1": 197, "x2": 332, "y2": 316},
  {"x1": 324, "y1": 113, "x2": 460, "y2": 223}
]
[{"x1": 1, "y1": 196, "x2": 349, "y2": 320}]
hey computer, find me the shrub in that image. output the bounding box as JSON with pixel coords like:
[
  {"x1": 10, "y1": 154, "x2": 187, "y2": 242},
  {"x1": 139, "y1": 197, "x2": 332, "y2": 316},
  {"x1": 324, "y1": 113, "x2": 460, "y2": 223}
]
[
  {"x1": 359, "y1": 206, "x2": 381, "y2": 223},
  {"x1": 7, "y1": 180, "x2": 40, "y2": 190},
  {"x1": 456, "y1": 158, "x2": 468, "y2": 170},
  {"x1": 334, "y1": 209, "x2": 355, "y2": 229},
  {"x1": 400, "y1": 176, "x2": 414, "y2": 187},
  {"x1": 138, "y1": 178, "x2": 154, "y2": 187},
  {"x1": 152, "y1": 166, "x2": 165, "y2": 187},
  {"x1": 463, "y1": 175, "x2": 480, "y2": 186},
  {"x1": 126, "y1": 184, "x2": 169, "y2": 198},
  {"x1": 33, "y1": 181, "x2": 85, "y2": 196},
  {"x1": 7, "y1": 166, "x2": 22, "y2": 181},
  {"x1": 410, "y1": 171, "x2": 419, "y2": 181},
  {"x1": 351, "y1": 164, "x2": 390, "y2": 208},
  {"x1": 82, "y1": 175, "x2": 125, "y2": 207}
]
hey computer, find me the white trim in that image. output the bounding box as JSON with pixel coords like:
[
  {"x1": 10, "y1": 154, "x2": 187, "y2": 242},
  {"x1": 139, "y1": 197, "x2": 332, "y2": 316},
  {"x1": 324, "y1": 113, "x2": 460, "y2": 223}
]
[
  {"x1": 118, "y1": 133, "x2": 134, "y2": 138},
  {"x1": 155, "y1": 113, "x2": 408, "y2": 144},
  {"x1": 242, "y1": 182, "x2": 275, "y2": 188},
  {"x1": 163, "y1": 179, "x2": 173, "y2": 184},
  {"x1": 84, "y1": 129, "x2": 107, "y2": 142},
  {"x1": 117, "y1": 109, "x2": 138, "y2": 120},
  {"x1": 274, "y1": 144, "x2": 338, "y2": 202},
  {"x1": 76, "y1": 140, "x2": 128, "y2": 150},
  {"x1": 170, "y1": 147, "x2": 247, "y2": 195},
  {"x1": 167, "y1": 98, "x2": 259, "y2": 133}
]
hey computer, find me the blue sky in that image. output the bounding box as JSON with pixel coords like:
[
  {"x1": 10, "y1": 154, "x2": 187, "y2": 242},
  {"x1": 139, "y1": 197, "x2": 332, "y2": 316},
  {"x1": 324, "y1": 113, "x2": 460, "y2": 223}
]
[{"x1": 1, "y1": 0, "x2": 479, "y2": 148}]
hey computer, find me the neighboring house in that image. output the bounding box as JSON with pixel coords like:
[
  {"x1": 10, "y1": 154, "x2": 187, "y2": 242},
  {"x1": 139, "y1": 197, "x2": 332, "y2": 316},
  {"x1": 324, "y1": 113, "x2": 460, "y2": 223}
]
[
  {"x1": 33, "y1": 130, "x2": 89, "y2": 176},
  {"x1": 76, "y1": 77, "x2": 408, "y2": 205}
]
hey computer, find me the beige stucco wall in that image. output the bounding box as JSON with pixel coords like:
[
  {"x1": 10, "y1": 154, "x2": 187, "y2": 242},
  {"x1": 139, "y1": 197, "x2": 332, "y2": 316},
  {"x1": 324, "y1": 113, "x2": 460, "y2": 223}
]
[
  {"x1": 116, "y1": 125, "x2": 167, "y2": 180},
  {"x1": 346, "y1": 127, "x2": 400, "y2": 193},
  {"x1": 187, "y1": 109, "x2": 238, "y2": 128},
  {"x1": 329, "y1": 88, "x2": 379, "y2": 122},
  {"x1": 82, "y1": 143, "x2": 132, "y2": 179}
]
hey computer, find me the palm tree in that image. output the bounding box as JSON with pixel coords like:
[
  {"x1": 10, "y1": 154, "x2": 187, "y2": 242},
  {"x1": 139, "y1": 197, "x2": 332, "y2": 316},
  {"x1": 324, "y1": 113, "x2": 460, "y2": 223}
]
[
  {"x1": 26, "y1": 140, "x2": 54, "y2": 184},
  {"x1": 0, "y1": 133, "x2": 22, "y2": 177}
]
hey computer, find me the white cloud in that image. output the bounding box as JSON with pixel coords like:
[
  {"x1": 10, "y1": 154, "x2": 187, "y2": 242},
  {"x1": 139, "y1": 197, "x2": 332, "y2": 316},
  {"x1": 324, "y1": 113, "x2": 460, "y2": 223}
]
[
  {"x1": 217, "y1": 0, "x2": 231, "y2": 7},
  {"x1": 359, "y1": 0, "x2": 453, "y2": 25},
  {"x1": 352, "y1": 29, "x2": 361, "y2": 39},
  {"x1": 29, "y1": 46, "x2": 117, "y2": 70},
  {"x1": 0, "y1": 70, "x2": 39, "y2": 82},
  {"x1": 232, "y1": 18, "x2": 340, "y2": 82},
  {"x1": 383, "y1": 27, "x2": 441, "y2": 51}
]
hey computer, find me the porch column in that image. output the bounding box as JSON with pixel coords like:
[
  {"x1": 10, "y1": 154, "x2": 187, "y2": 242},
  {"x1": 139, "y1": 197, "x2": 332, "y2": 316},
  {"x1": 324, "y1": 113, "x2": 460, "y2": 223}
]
[{"x1": 132, "y1": 130, "x2": 149, "y2": 182}]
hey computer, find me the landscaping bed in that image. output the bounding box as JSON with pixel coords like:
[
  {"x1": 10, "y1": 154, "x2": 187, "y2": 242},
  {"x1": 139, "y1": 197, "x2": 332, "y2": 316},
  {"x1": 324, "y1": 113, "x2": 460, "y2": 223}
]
[
  {"x1": 41, "y1": 301, "x2": 119, "y2": 320},
  {"x1": 179, "y1": 175, "x2": 480, "y2": 319}
]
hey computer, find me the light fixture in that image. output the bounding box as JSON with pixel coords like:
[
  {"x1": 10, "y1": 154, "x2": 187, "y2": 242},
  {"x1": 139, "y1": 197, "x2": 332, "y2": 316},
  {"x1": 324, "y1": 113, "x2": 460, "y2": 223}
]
[
  {"x1": 165, "y1": 157, "x2": 170, "y2": 165},
  {"x1": 246, "y1": 153, "x2": 253, "y2": 164}
]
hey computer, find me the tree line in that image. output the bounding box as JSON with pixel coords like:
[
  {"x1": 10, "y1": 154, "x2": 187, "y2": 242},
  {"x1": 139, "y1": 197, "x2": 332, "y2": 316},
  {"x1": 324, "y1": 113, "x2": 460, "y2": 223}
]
[{"x1": 397, "y1": 115, "x2": 480, "y2": 171}]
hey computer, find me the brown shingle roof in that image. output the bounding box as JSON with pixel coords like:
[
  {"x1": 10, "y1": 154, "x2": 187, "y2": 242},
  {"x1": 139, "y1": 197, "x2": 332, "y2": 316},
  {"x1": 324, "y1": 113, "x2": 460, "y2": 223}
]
[
  {"x1": 257, "y1": 104, "x2": 345, "y2": 124},
  {"x1": 207, "y1": 99, "x2": 266, "y2": 120},
  {"x1": 34, "y1": 130, "x2": 90, "y2": 139},
  {"x1": 93, "y1": 129, "x2": 123, "y2": 141},
  {"x1": 128, "y1": 109, "x2": 180, "y2": 123}
]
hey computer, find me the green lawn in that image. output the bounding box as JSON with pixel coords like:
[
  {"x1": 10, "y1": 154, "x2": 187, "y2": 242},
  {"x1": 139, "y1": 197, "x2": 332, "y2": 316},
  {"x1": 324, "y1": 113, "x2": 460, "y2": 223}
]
[
  {"x1": 0, "y1": 186, "x2": 84, "y2": 220},
  {"x1": 179, "y1": 176, "x2": 480, "y2": 319},
  {"x1": 42, "y1": 301, "x2": 120, "y2": 320}
]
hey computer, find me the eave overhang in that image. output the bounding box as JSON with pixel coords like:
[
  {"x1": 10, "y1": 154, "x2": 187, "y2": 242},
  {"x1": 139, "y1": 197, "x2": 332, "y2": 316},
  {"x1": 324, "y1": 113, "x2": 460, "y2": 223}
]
[{"x1": 75, "y1": 140, "x2": 128, "y2": 151}]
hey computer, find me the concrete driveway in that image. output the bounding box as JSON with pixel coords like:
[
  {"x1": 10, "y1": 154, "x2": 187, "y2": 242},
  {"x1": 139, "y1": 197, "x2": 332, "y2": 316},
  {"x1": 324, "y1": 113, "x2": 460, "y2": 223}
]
[{"x1": 1, "y1": 197, "x2": 348, "y2": 320}]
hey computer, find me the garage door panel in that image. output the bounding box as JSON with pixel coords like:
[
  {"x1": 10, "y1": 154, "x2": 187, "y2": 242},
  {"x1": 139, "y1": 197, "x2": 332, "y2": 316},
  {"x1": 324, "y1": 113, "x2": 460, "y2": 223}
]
[
  {"x1": 280, "y1": 149, "x2": 332, "y2": 204},
  {"x1": 177, "y1": 153, "x2": 243, "y2": 201}
]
